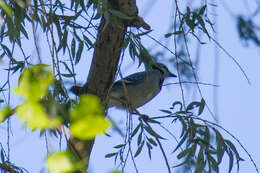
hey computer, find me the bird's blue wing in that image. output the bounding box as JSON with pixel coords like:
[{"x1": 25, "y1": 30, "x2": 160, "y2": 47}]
[{"x1": 112, "y1": 72, "x2": 147, "y2": 89}]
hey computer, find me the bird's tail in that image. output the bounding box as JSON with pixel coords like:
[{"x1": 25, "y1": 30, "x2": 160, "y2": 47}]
[{"x1": 70, "y1": 86, "x2": 85, "y2": 96}]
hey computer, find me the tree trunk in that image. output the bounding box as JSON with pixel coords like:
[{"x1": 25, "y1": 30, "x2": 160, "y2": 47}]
[{"x1": 68, "y1": 0, "x2": 149, "y2": 172}]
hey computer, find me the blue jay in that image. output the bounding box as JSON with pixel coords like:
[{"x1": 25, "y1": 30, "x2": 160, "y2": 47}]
[{"x1": 71, "y1": 63, "x2": 176, "y2": 109}]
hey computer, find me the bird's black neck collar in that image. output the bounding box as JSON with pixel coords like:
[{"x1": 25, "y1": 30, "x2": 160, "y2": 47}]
[{"x1": 152, "y1": 65, "x2": 165, "y2": 75}]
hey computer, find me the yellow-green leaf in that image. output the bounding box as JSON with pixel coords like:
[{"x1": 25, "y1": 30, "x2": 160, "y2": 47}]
[
  {"x1": 46, "y1": 151, "x2": 87, "y2": 173},
  {"x1": 111, "y1": 171, "x2": 121, "y2": 173},
  {"x1": 0, "y1": 106, "x2": 11, "y2": 122},
  {"x1": 16, "y1": 102, "x2": 60, "y2": 130},
  {"x1": 14, "y1": 64, "x2": 54, "y2": 101},
  {"x1": 0, "y1": 0, "x2": 13, "y2": 18},
  {"x1": 46, "y1": 151, "x2": 74, "y2": 173},
  {"x1": 69, "y1": 94, "x2": 110, "y2": 139},
  {"x1": 70, "y1": 115, "x2": 110, "y2": 139}
]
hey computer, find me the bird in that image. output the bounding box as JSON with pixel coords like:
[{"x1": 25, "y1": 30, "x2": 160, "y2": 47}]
[{"x1": 71, "y1": 63, "x2": 177, "y2": 109}]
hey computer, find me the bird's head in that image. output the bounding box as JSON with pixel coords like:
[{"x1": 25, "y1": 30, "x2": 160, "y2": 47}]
[{"x1": 152, "y1": 63, "x2": 177, "y2": 78}]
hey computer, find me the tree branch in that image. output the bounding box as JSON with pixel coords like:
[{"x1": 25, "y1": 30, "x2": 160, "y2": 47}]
[{"x1": 68, "y1": 0, "x2": 150, "y2": 172}]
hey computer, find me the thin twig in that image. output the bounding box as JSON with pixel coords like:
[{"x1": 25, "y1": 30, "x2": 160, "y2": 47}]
[
  {"x1": 163, "y1": 81, "x2": 220, "y2": 87},
  {"x1": 173, "y1": 6, "x2": 186, "y2": 110},
  {"x1": 210, "y1": 36, "x2": 251, "y2": 85},
  {"x1": 145, "y1": 122, "x2": 171, "y2": 173}
]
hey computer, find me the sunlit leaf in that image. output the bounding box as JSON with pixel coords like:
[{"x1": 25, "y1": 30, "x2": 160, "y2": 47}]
[
  {"x1": 46, "y1": 151, "x2": 83, "y2": 173},
  {"x1": 69, "y1": 94, "x2": 110, "y2": 139},
  {"x1": 14, "y1": 64, "x2": 54, "y2": 102},
  {"x1": 16, "y1": 102, "x2": 61, "y2": 130},
  {"x1": 0, "y1": 1, "x2": 13, "y2": 18},
  {"x1": 0, "y1": 106, "x2": 11, "y2": 122},
  {"x1": 111, "y1": 171, "x2": 121, "y2": 173}
]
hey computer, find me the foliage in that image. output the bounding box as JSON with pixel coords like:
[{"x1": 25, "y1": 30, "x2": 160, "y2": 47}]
[
  {"x1": 105, "y1": 99, "x2": 245, "y2": 173},
  {"x1": 69, "y1": 94, "x2": 110, "y2": 140},
  {"x1": 0, "y1": 65, "x2": 109, "y2": 172},
  {"x1": 13, "y1": 64, "x2": 61, "y2": 130},
  {"x1": 46, "y1": 151, "x2": 85, "y2": 173}
]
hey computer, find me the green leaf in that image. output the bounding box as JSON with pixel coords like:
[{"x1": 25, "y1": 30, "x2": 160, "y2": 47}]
[
  {"x1": 189, "y1": 144, "x2": 197, "y2": 157},
  {"x1": 173, "y1": 130, "x2": 188, "y2": 153},
  {"x1": 0, "y1": 106, "x2": 11, "y2": 122},
  {"x1": 1, "y1": 149, "x2": 5, "y2": 162},
  {"x1": 111, "y1": 170, "x2": 121, "y2": 173},
  {"x1": 75, "y1": 41, "x2": 84, "y2": 64},
  {"x1": 16, "y1": 102, "x2": 61, "y2": 130},
  {"x1": 164, "y1": 33, "x2": 173, "y2": 38},
  {"x1": 198, "y1": 16, "x2": 210, "y2": 38},
  {"x1": 46, "y1": 151, "x2": 73, "y2": 173},
  {"x1": 227, "y1": 150, "x2": 234, "y2": 173},
  {"x1": 134, "y1": 141, "x2": 144, "y2": 157},
  {"x1": 198, "y1": 98, "x2": 205, "y2": 115},
  {"x1": 160, "y1": 109, "x2": 172, "y2": 114},
  {"x1": 113, "y1": 144, "x2": 125, "y2": 149},
  {"x1": 147, "y1": 137, "x2": 157, "y2": 146},
  {"x1": 135, "y1": 30, "x2": 153, "y2": 37},
  {"x1": 1, "y1": 44, "x2": 12, "y2": 59},
  {"x1": 165, "y1": 31, "x2": 184, "y2": 38},
  {"x1": 195, "y1": 147, "x2": 206, "y2": 173},
  {"x1": 195, "y1": 159, "x2": 206, "y2": 173},
  {"x1": 71, "y1": 38, "x2": 76, "y2": 58},
  {"x1": 62, "y1": 30, "x2": 68, "y2": 54},
  {"x1": 14, "y1": 64, "x2": 54, "y2": 102},
  {"x1": 177, "y1": 147, "x2": 190, "y2": 159},
  {"x1": 225, "y1": 140, "x2": 244, "y2": 161},
  {"x1": 171, "y1": 101, "x2": 183, "y2": 111},
  {"x1": 83, "y1": 35, "x2": 94, "y2": 49},
  {"x1": 198, "y1": 5, "x2": 207, "y2": 15},
  {"x1": 46, "y1": 151, "x2": 84, "y2": 173},
  {"x1": 0, "y1": 1, "x2": 13, "y2": 18},
  {"x1": 208, "y1": 154, "x2": 219, "y2": 173},
  {"x1": 178, "y1": 116, "x2": 187, "y2": 137},
  {"x1": 146, "y1": 142, "x2": 152, "y2": 159},
  {"x1": 144, "y1": 125, "x2": 165, "y2": 140},
  {"x1": 105, "y1": 152, "x2": 117, "y2": 158},
  {"x1": 173, "y1": 30, "x2": 184, "y2": 35},
  {"x1": 61, "y1": 73, "x2": 76, "y2": 77},
  {"x1": 69, "y1": 94, "x2": 110, "y2": 139},
  {"x1": 137, "y1": 132, "x2": 142, "y2": 145},
  {"x1": 214, "y1": 128, "x2": 225, "y2": 164},
  {"x1": 131, "y1": 123, "x2": 141, "y2": 137},
  {"x1": 186, "y1": 101, "x2": 201, "y2": 111}
]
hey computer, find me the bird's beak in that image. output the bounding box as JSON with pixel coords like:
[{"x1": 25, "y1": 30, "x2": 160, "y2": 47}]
[{"x1": 169, "y1": 72, "x2": 177, "y2": 77}]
